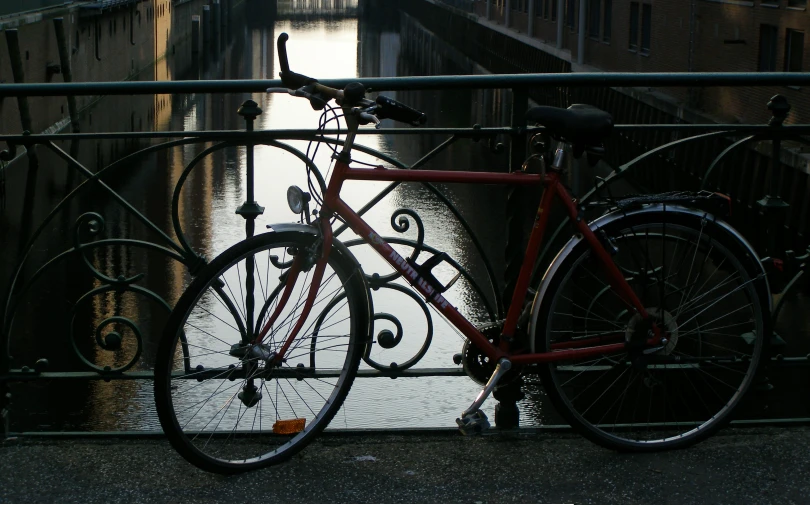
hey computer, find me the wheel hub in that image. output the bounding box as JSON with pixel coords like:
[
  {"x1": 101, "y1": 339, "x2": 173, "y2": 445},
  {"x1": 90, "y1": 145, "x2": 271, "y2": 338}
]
[{"x1": 625, "y1": 308, "x2": 679, "y2": 355}]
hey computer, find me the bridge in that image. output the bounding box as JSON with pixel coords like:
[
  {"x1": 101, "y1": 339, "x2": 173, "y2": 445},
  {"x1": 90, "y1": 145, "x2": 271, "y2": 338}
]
[{"x1": 0, "y1": 0, "x2": 809, "y2": 479}]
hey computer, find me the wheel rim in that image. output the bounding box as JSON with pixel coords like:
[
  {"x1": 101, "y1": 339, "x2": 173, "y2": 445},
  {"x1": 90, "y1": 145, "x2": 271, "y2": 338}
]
[
  {"x1": 543, "y1": 220, "x2": 764, "y2": 446},
  {"x1": 162, "y1": 239, "x2": 359, "y2": 467}
]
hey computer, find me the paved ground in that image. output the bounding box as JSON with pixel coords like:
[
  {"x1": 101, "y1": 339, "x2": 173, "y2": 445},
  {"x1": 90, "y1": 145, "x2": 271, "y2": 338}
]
[{"x1": 1, "y1": 426, "x2": 809, "y2": 504}]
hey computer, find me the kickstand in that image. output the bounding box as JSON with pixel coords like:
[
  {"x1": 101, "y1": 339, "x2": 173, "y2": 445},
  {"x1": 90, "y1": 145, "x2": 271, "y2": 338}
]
[{"x1": 455, "y1": 358, "x2": 512, "y2": 435}]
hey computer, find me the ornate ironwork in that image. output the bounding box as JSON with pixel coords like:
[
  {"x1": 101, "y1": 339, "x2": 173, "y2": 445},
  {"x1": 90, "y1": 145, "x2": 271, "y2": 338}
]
[{"x1": 3, "y1": 75, "x2": 810, "y2": 435}]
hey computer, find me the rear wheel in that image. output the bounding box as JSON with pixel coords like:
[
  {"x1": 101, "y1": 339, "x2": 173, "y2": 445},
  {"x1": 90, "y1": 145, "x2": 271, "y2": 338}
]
[
  {"x1": 154, "y1": 230, "x2": 368, "y2": 473},
  {"x1": 534, "y1": 210, "x2": 766, "y2": 451}
]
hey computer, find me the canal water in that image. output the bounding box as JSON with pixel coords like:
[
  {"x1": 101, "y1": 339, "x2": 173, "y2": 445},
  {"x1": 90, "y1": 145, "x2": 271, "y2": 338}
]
[
  {"x1": 4, "y1": 0, "x2": 808, "y2": 433},
  {"x1": 5, "y1": 0, "x2": 538, "y2": 432}
]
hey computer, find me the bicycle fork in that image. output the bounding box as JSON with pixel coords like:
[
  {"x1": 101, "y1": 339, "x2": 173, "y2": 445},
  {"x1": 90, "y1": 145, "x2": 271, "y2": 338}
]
[
  {"x1": 234, "y1": 219, "x2": 334, "y2": 408},
  {"x1": 256, "y1": 220, "x2": 334, "y2": 360}
]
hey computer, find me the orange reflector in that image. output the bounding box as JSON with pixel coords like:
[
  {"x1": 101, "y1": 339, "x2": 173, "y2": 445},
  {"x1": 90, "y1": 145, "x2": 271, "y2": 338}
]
[{"x1": 273, "y1": 418, "x2": 306, "y2": 434}]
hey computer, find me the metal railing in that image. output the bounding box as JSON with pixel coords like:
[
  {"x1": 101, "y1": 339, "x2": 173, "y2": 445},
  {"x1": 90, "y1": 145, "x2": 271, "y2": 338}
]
[{"x1": 2, "y1": 72, "x2": 810, "y2": 434}]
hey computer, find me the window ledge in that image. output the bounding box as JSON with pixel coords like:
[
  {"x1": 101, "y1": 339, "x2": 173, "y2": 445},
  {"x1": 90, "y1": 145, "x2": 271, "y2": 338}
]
[
  {"x1": 640, "y1": 49, "x2": 651, "y2": 56},
  {"x1": 787, "y1": 85, "x2": 803, "y2": 90},
  {"x1": 786, "y1": 6, "x2": 807, "y2": 11},
  {"x1": 760, "y1": 3, "x2": 780, "y2": 7}
]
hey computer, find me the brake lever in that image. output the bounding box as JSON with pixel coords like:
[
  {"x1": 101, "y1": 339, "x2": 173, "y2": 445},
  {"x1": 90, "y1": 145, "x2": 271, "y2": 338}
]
[
  {"x1": 357, "y1": 111, "x2": 381, "y2": 129},
  {"x1": 266, "y1": 87, "x2": 307, "y2": 98}
]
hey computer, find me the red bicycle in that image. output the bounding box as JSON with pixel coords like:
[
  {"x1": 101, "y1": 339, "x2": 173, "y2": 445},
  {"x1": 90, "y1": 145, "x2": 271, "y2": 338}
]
[{"x1": 154, "y1": 34, "x2": 771, "y2": 473}]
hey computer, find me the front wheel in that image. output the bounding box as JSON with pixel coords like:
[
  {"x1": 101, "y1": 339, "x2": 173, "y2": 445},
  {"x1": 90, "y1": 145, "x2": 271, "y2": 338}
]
[
  {"x1": 154, "y1": 229, "x2": 369, "y2": 473},
  {"x1": 533, "y1": 209, "x2": 766, "y2": 451}
]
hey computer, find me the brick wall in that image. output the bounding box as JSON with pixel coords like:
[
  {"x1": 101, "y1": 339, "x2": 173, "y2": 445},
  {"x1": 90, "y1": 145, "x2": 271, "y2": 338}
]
[
  {"x1": 692, "y1": 1, "x2": 810, "y2": 124},
  {"x1": 0, "y1": 0, "x2": 210, "y2": 136}
]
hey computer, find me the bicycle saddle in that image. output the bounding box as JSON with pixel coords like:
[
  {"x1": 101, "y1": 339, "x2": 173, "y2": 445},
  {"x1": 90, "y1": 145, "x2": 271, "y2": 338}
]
[{"x1": 526, "y1": 104, "x2": 613, "y2": 146}]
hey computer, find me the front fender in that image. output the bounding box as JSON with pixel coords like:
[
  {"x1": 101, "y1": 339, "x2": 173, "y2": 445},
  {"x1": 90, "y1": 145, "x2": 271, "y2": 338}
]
[{"x1": 265, "y1": 222, "x2": 373, "y2": 343}]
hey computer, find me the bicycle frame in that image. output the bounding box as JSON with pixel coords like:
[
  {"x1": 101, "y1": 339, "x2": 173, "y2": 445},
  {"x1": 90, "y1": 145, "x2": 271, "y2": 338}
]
[
  {"x1": 254, "y1": 133, "x2": 660, "y2": 366},
  {"x1": 265, "y1": 156, "x2": 657, "y2": 366}
]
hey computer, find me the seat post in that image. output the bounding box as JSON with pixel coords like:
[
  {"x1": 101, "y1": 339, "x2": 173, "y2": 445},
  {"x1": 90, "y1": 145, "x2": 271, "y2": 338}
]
[{"x1": 550, "y1": 142, "x2": 568, "y2": 171}]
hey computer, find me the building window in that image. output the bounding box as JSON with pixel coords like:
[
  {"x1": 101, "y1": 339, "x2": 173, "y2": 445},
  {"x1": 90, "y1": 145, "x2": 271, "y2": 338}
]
[
  {"x1": 543, "y1": 0, "x2": 550, "y2": 19},
  {"x1": 788, "y1": 0, "x2": 807, "y2": 8},
  {"x1": 588, "y1": 0, "x2": 600, "y2": 38},
  {"x1": 552, "y1": 0, "x2": 557, "y2": 20},
  {"x1": 785, "y1": 29, "x2": 805, "y2": 71},
  {"x1": 603, "y1": 0, "x2": 612, "y2": 42},
  {"x1": 629, "y1": 2, "x2": 639, "y2": 51},
  {"x1": 759, "y1": 24, "x2": 778, "y2": 71},
  {"x1": 640, "y1": 3, "x2": 651, "y2": 54}
]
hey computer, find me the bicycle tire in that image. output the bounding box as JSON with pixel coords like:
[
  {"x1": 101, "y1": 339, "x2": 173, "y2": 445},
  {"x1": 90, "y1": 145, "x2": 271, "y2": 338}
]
[
  {"x1": 532, "y1": 207, "x2": 766, "y2": 451},
  {"x1": 154, "y1": 228, "x2": 370, "y2": 473}
]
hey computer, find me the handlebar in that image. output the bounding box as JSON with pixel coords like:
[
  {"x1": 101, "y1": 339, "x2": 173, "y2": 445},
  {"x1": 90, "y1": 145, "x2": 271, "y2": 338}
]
[
  {"x1": 375, "y1": 95, "x2": 427, "y2": 126},
  {"x1": 274, "y1": 32, "x2": 426, "y2": 126}
]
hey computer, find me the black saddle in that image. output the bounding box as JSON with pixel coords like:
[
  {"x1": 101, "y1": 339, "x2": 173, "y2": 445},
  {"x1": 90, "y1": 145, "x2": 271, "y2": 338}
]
[{"x1": 525, "y1": 104, "x2": 613, "y2": 146}]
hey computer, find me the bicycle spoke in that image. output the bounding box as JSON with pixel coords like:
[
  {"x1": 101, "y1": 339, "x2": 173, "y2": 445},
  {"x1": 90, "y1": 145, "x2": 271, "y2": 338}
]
[
  {"x1": 157, "y1": 234, "x2": 362, "y2": 471},
  {"x1": 541, "y1": 214, "x2": 764, "y2": 450}
]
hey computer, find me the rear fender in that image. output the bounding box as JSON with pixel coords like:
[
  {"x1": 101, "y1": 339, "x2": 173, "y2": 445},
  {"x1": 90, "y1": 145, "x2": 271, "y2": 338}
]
[{"x1": 529, "y1": 204, "x2": 771, "y2": 353}]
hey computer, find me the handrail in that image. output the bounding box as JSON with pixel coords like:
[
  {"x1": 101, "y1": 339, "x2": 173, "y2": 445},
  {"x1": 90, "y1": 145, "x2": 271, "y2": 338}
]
[{"x1": 1, "y1": 72, "x2": 810, "y2": 96}]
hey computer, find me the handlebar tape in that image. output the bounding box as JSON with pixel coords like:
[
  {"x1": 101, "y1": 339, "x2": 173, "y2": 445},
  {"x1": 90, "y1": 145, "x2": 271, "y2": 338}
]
[{"x1": 375, "y1": 95, "x2": 427, "y2": 126}]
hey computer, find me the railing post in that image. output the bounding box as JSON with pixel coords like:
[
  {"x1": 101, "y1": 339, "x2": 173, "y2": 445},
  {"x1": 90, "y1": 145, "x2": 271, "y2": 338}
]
[
  {"x1": 508, "y1": 88, "x2": 529, "y2": 175},
  {"x1": 756, "y1": 95, "x2": 791, "y2": 258},
  {"x1": 236, "y1": 100, "x2": 264, "y2": 239},
  {"x1": 221, "y1": 0, "x2": 229, "y2": 41},
  {"x1": 191, "y1": 15, "x2": 201, "y2": 58},
  {"x1": 556, "y1": 0, "x2": 564, "y2": 48},
  {"x1": 497, "y1": 87, "x2": 529, "y2": 429},
  {"x1": 577, "y1": 0, "x2": 586, "y2": 64},
  {"x1": 202, "y1": 5, "x2": 211, "y2": 52},
  {"x1": 486, "y1": 0, "x2": 491, "y2": 19},
  {"x1": 212, "y1": 0, "x2": 221, "y2": 54},
  {"x1": 528, "y1": 0, "x2": 535, "y2": 37},
  {"x1": 236, "y1": 100, "x2": 265, "y2": 341},
  {"x1": 505, "y1": 0, "x2": 511, "y2": 27}
]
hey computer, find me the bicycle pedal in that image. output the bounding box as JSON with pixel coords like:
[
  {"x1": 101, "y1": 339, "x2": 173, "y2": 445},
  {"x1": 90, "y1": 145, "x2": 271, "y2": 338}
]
[{"x1": 455, "y1": 409, "x2": 490, "y2": 435}]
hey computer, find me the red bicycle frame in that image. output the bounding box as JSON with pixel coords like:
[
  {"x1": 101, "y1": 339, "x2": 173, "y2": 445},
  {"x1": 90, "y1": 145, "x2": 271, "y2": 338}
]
[{"x1": 260, "y1": 158, "x2": 657, "y2": 365}]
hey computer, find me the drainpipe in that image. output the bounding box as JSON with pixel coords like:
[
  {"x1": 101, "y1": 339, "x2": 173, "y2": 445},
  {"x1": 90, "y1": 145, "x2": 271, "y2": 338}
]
[
  {"x1": 505, "y1": 0, "x2": 511, "y2": 28},
  {"x1": 528, "y1": 0, "x2": 535, "y2": 37},
  {"x1": 578, "y1": 0, "x2": 586, "y2": 64},
  {"x1": 557, "y1": 0, "x2": 564, "y2": 48}
]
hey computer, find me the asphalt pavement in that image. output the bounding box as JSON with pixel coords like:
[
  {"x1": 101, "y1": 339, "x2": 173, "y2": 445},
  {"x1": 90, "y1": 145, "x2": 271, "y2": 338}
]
[{"x1": 2, "y1": 426, "x2": 809, "y2": 504}]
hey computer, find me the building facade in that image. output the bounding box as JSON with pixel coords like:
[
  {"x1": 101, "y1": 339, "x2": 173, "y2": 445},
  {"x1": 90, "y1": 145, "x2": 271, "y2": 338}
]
[{"x1": 476, "y1": 0, "x2": 810, "y2": 124}]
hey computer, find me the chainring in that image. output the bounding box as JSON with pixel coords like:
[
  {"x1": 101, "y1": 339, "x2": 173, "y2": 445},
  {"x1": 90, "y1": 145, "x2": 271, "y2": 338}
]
[{"x1": 461, "y1": 321, "x2": 523, "y2": 386}]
